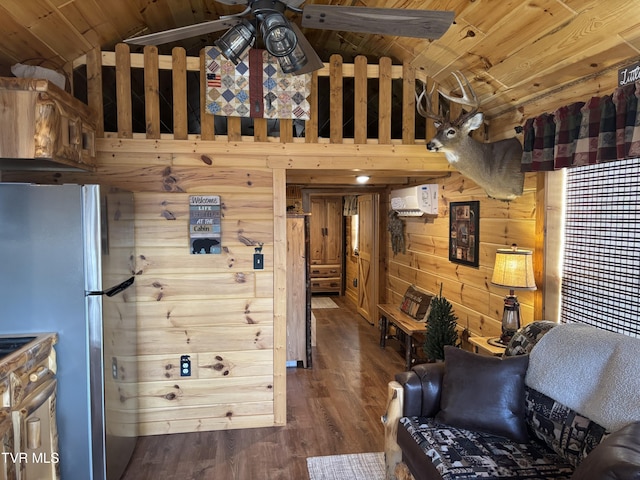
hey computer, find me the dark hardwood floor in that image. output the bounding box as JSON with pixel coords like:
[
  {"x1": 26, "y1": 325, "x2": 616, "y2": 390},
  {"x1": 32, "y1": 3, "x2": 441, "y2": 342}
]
[{"x1": 120, "y1": 296, "x2": 406, "y2": 480}]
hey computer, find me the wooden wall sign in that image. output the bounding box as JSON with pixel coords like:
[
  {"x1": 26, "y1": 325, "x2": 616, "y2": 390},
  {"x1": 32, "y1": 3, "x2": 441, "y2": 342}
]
[
  {"x1": 189, "y1": 195, "x2": 221, "y2": 254},
  {"x1": 618, "y1": 61, "x2": 640, "y2": 87}
]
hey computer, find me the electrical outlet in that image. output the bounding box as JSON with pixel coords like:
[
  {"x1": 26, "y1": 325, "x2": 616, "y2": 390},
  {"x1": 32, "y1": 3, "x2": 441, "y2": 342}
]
[
  {"x1": 180, "y1": 355, "x2": 191, "y2": 377},
  {"x1": 112, "y1": 357, "x2": 118, "y2": 379}
]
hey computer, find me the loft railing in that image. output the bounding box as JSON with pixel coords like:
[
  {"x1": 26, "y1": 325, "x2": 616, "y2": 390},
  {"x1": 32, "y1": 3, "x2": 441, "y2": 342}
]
[{"x1": 74, "y1": 44, "x2": 435, "y2": 144}]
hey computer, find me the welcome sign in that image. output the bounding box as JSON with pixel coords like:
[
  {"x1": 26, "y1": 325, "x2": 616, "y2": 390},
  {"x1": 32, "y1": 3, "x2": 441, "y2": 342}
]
[
  {"x1": 189, "y1": 195, "x2": 221, "y2": 254},
  {"x1": 618, "y1": 60, "x2": 640, "y2": 87}
]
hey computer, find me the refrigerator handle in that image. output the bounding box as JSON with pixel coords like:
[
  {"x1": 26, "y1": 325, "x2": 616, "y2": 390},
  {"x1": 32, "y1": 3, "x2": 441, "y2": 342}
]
[{"x1": 86, "y1": 276, "x2": 135, "y2": 297}]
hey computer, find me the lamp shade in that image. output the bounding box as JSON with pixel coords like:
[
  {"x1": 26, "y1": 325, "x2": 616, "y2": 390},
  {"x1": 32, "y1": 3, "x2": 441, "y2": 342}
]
[{"x1": 491, "y1": 245, "x2": 537, "y2": 290}]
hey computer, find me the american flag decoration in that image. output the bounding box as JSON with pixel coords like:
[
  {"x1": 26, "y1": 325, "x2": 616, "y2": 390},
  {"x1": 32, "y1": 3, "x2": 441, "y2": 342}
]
[{"x1": 207, "y1": 73, "x2": 221, "y2": 89}]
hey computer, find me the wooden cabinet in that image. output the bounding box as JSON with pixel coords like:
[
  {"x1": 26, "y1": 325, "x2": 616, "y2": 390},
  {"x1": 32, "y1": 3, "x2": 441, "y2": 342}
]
[
  {"x1": 310, "y1": 197, "x2": 343, "y2": 293},
  {"x1": 286, "y1": 215, "x2": 311, "y2": 367},
  {"x1": 0, "y1": 77, "x2": 96, "y2": 171},
  {"x1": 0, "y1": 410, "x2": 16, "y2": 480},
  {"x1": 0, "y1": 333, "x2": 59, "y2": 480}
]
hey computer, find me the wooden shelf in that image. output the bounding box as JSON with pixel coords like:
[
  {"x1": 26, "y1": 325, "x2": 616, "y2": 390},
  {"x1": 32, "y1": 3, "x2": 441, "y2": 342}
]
[{"x1": 0, "y1": 77, "x2": 96, "y2": 171}]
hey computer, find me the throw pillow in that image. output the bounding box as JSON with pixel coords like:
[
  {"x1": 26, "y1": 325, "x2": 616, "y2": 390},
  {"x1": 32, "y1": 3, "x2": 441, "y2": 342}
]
[
  {"x1": 435, "y1": 346, "x2": 530, "y2": 443},
  {"x1": 570, "y1": 421, "x2": 640, "y2": 480},
  {"x1": 525, "y1": 386, "x2": 608, "y2": 467},
  {"x1": 399, "y1": 285, "x2": 433, "y2": 320}
]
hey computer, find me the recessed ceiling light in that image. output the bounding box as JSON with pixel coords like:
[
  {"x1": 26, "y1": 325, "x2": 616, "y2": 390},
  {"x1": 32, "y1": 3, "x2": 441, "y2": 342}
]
[{"x1": 356, "y1": 175, "x2": 370, "y2": 184}]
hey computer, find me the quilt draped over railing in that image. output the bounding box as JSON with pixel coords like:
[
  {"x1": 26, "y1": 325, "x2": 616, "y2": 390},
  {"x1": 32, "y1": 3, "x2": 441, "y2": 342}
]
[
  {"x1": 205, "y1": 47, "x2": 311, "y2": 120},
  {"x1": 521, "y1": 81, "x2": 640, "y2": 171}
]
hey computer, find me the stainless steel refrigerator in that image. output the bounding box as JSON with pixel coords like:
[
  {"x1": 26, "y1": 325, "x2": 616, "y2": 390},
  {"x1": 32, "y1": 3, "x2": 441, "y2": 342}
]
[{"x1": 0, "y1": 183, "x2": 138, "y2": 480}]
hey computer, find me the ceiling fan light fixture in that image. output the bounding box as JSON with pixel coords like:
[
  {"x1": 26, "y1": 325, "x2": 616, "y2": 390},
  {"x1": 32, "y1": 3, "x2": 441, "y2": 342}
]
[
  {"x1": 214, "y1": 19, "x2": 256, "y2": 64},
  {"x1": 260, "y1": 12, "x2": 297, "y2": 57},
  {"x1": 278, "y1": 43, "x2": 308, "y2": 74}
]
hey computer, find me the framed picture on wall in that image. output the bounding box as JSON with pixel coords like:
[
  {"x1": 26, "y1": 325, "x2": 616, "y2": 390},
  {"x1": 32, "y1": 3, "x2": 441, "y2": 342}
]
[{"x1": 449, "y1": 201, "x2": 479, "y2": 267}]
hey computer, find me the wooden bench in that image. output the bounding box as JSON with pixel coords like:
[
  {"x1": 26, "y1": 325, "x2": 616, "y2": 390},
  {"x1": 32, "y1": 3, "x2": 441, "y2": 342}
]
[{"x1": 378, "y1": 303, "x2": 427, "y2": 370}]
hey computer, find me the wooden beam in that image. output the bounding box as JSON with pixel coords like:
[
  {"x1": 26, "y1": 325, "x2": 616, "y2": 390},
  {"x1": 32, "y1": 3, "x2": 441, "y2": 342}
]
[
  {"x1": 95, "y1": 137, "x2": 449, "y2": 167},
  {"x1": 272, "y1": 167, "x2": 287, "y2": 425}
]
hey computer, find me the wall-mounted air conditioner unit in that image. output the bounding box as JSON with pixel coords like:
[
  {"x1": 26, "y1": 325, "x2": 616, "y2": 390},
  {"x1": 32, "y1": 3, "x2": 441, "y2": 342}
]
[{"x1": 390, "y1": 184, "x2": 439, "y2": 217}]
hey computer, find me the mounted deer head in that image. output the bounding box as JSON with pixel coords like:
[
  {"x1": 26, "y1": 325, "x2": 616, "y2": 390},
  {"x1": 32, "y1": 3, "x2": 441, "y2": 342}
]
[{"x1": 416, "y1": 71, "x2": 524, "y2": 201}]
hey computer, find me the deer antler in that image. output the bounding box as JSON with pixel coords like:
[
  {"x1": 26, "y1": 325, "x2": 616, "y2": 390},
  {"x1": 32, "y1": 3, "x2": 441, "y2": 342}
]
[
  {"x1": 439, "y1": 71, "x2": 480, "y2": 124},
  {"x1": 415, "y1": 80, "x2": 445, "y2": 123}
]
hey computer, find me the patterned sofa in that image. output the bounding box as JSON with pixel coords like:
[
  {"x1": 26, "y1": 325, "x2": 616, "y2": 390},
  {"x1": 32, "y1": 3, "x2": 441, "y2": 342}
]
[{"x1": 382, "y1": 321, "x2": 640, "y2": 480}]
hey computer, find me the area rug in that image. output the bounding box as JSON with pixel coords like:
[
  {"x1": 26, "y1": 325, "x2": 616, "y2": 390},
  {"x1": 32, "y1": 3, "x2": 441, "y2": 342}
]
[
  {"x1": 307, "y1": 452, "x2": 385, "y2": 480},
  {"x1": 311, "y1": 297, "x2": 339, "y2": 309}
]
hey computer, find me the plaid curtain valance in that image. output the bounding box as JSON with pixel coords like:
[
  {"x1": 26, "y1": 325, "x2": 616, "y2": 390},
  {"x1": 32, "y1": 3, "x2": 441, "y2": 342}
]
[{"x1": 521, "y1": 81, "x2": 640, "y2": 171}]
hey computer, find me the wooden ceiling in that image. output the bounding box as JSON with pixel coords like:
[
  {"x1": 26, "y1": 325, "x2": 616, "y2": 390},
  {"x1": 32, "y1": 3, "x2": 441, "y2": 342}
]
[{"x1": 0, "y1": 0, "x2": 638, "y2": 186}]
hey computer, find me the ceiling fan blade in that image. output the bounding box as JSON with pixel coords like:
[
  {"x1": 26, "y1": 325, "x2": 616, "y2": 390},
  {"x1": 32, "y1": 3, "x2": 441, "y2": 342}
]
[
  {"x1": 301, "y1": 6, "x2": 454, "y2": 39},
  {"x1": 214, "y1": 0, "x2": 250, "y2": 4},
  {"x1": 124, "y1": 17, "x2": 242, "y2": 45},
  {"x1": 278, "y1": 0, "x2": 307, "y2": 8},
  {"x1": 289, "y1": 23, "x2": 325, "y2": 75},
  {"x1": 216, "y1": 0, "x2": 306, "y2": 9}
]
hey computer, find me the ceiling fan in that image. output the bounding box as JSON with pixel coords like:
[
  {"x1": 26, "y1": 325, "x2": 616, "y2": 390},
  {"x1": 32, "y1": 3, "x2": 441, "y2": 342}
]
[{"x1": 124, "y1": 0, "x2": 454, "y2": 75}]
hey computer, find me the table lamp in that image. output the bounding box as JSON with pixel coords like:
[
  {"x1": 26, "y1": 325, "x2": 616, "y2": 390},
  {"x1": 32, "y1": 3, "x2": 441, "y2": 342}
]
[{"x1": 490, "y1": 244, "x2": 537, "y2": 345}]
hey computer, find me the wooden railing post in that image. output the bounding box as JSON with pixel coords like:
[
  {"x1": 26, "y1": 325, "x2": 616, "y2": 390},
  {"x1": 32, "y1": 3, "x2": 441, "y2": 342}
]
[
  {"x1": 200, "y1": 48, "x2": 215, "y2": 140},
  {"x1": 378, "y1": 57, "x2": 392, "y2": 144},
  {"x1": 354, "y1": 55, "x2": 368, "y2": 145},
  {"x1": 143, "y1": 45, "x2": 160, "y2": 139},
  {"x1": 172, "y1": 47, "x2": 188, "y2": 140},
  {"x1": 424, "y1": 76, "x2": 438, "y2": 142},
  {"x1": 305, "y1": 71, "x2": 319, "y2": 143},
  {"x1": 329, "y1": 54, "x2": 343, "y2": 144},
  {"x1": 86, "y1": 46, "x2": 104, "y2": 137},
  {"x1": 115, "y1": 43, "x2": 132, "y2": 139},
  {"x1": 402, "y1": 62, "x2": 415, "y2": 145}
]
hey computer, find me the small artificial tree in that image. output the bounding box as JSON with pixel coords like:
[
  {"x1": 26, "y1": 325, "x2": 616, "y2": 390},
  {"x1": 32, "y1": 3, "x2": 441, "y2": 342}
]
[{"x1": 423, "y1": 284, "x2": 460, "y2": 361}]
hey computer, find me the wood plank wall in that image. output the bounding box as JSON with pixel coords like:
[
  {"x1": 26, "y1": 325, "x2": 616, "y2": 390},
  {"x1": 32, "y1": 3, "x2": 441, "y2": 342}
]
[
  {"x1": 384, "y1": 172, "x2": 540, "y2": 339},
  {"x1": 6, "y1": 149, "x2": 283, "y2": 436},
  {"x1": 2, "y1": 47, "x2": 545, "y2": 437}
]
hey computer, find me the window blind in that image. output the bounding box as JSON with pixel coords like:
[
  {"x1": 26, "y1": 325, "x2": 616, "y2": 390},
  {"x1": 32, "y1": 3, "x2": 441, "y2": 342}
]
[{"x1": 561, "y1": 158, "x2": 640, "y2": 337}]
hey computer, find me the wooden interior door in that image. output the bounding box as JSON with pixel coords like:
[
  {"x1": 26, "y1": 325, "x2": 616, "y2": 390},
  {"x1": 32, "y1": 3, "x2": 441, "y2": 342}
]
[
  {"x1": 286, "y1": 215, "x2": 309, "y2": 367},
  {"x1": 323, "y1": 197, "x2": 343, "y2": 265},
  {"x1": 357, "y1": 194, "x2": 379, "y2": 324},
  {"x1": 309, "y1": 197, "x2": 325, "y2": 265}
]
